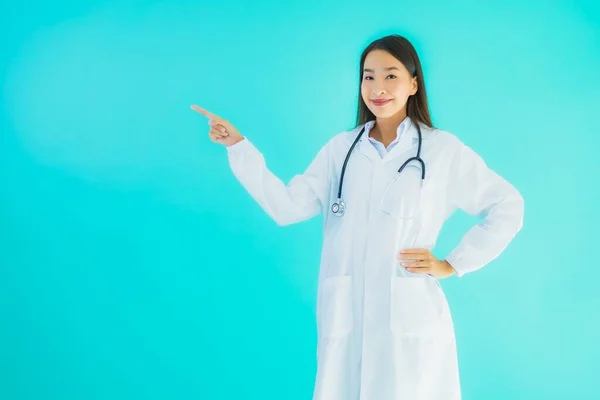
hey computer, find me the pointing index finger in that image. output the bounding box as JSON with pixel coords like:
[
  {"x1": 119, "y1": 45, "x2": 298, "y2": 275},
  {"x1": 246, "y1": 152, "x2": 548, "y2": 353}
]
[{"x1": 191, "y1": 105, "x2": 218, "y2": 119}]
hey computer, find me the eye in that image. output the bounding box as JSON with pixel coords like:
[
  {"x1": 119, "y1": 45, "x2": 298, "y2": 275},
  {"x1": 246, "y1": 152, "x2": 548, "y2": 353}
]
[{"x1": 363, "y1": 74, "x2": 397, "y2": 80}]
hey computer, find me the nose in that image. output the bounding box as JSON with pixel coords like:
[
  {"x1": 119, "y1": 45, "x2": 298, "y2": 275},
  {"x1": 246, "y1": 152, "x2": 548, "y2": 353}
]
[
  {"x1": 370, "y1": 82, "x2": 386, "y2": 94},
  {"x1": 372, "y1": 88, "x2": 386, "y2": 97}
]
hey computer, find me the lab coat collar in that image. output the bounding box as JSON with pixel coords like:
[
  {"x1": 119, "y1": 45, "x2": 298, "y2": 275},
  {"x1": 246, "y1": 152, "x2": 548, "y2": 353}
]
[
  {"x1": 366, "y1": 118, "x2": 410, "y2": 150},
  {"x1": 358, "y1": 117, "x2": 425, "y2": 163}
]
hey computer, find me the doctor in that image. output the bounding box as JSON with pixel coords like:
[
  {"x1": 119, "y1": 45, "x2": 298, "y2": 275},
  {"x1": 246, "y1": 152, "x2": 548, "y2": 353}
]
[{"x1": 192, "y1": 34, "x2": 524, "y2": 400}]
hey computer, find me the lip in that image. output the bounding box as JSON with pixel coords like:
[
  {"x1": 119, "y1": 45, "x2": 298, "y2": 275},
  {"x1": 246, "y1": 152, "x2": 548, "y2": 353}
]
[{"x1": 371, "y1": 99, "x2": 392, "y2": 106}]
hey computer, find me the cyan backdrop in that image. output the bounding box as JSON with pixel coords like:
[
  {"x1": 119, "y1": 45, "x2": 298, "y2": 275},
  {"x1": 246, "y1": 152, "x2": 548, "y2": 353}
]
[{"x1": 1, "y1": 0, "x2": 599, "y2": 399}]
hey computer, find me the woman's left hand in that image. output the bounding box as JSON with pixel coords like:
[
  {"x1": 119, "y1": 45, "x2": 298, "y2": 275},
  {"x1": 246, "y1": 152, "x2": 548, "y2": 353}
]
[{"x1": 397, "y1": 248, "x2": 456, "y2": 279}]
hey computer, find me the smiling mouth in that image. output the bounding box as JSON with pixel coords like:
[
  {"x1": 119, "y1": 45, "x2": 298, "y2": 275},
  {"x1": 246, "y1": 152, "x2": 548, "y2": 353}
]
[{"x1": 371, "y1": 99, "x2": 392, "y2": 106}]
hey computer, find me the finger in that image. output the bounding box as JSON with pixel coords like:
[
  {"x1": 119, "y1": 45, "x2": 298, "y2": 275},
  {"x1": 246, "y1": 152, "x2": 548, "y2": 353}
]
[
  {"x1": 216, "y1": 119, "x2": 235, "y2": 133},
  {"x1": 400, "y1": 248, "x2": 430, "y2": 255},
  {"x1": 209, "y1": 127, "x2": 228, "y2": 138},
  {"x1": 191, "y1": 105, "x2": 218, "y2": 119},
  {"x1": 398, "y1": 249, "x2": 431, "y2": 259},
  {"x1": 210, "y1": 124, "x2": 229, "y2": 136},
  {"x1": 397, "y1": 253, "x2": 428, "y2": 261},
  {"x1": 402, "y1": 261, "x2": 431, "y2": 268},
  {"x1": 209, "y1": 126, "x2": 227, "y2": 137},
  {"x1": 406, "y1": 267, "x2": 431, "y2": 274},
  {"x1": 215, "y1": 124, "x2": 228, "y2": 134},
  {"x1": 207, "y1": 118, "x2": 235, "y2": 135},
  {"x1": 209, "y1": 133, "x2": 227, "y2": 143},
  {"x1": 397, "y1": 255, "x2": 427, "y2": 261}
]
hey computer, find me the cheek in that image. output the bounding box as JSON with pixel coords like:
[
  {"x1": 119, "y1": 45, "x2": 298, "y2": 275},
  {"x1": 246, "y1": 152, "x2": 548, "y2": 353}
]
[
  {"x1": 391, "y1": 82, "x2": 410, "y2": 96},
  {"x1": 360, "y1": 82, "x2": 368, "y2": 97},
  {"x1": 360, "y1": 84, "x2": 373, "y2": 106},
  {"x1": 391, "y1": 85, "x2": 411, "y2": 104}
]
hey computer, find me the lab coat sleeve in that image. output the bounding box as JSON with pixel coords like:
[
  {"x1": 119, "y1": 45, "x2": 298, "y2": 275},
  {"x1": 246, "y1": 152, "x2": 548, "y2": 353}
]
[
  {"x1": 444, "y1": 142, "x2": 524, "y2": 277},
  {"x1": 225, "y1": 137, "x2": 331, "y2": 226}
]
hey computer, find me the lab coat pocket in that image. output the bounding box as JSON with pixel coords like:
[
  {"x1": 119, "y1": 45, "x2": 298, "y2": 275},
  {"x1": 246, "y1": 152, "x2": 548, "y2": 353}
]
[
  {"x1": 319, "y1": 275, "x2": 353, "y2": 338},
  {"x1": 390, "y1": 277, "x2": 443, "y2": 337}
]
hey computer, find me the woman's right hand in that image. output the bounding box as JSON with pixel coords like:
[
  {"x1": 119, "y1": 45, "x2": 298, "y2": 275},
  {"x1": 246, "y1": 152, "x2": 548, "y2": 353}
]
[{"x1": 191, "y1": 105, "x2": 245, "y2": 147}]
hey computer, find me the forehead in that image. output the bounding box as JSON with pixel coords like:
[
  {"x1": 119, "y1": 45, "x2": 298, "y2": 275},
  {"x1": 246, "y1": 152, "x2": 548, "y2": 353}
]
[{"x1": 363, "y1": 50, "x2": 403, "y2": 68}]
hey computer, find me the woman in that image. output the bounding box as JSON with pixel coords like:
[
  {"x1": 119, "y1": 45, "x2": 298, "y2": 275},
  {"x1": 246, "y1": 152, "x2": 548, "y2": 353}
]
[{"x1": 192, "y1": 34, "x2": 524, "y2": 400}]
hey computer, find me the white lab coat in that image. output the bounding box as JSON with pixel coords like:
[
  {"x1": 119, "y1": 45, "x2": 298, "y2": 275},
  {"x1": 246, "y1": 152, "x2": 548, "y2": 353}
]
[{"x1": 225, "y1": 119, "x2": 524, "y2": 400}]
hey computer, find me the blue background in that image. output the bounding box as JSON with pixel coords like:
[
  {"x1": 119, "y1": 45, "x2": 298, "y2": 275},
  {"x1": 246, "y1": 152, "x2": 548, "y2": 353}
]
[{"x1": 1, "y1": 0, "x2": 599, "y2": 399}]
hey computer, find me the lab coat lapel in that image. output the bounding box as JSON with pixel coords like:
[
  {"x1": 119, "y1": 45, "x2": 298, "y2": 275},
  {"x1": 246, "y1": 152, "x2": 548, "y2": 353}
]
[
  {"x1": 356, "y1": 121, "x2": 380, "y2": 162},
  {"x1": 382, "y1": 123, "x2": 420, "y2": 165}
]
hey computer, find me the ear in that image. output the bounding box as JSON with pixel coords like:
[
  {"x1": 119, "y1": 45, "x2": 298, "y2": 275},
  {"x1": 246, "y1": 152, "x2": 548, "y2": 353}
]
[{"x1": 410, "y1": 76, "x2": 418, "y2": 96}]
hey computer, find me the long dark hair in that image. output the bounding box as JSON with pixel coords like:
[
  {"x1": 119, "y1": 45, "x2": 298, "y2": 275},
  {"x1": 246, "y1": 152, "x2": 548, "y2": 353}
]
[{"x1": 355, "y1": 34, "x2": 434, "y2": 129}]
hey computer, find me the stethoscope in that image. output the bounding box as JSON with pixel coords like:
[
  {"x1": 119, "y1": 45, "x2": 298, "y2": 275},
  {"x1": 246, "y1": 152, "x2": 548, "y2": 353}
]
[{"x1": 331, "y1": 122, "x2": 425, "y2": 217}]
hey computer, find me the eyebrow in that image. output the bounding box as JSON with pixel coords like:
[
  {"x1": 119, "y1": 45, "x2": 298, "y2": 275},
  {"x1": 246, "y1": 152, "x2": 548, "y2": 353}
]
[{"x1": 363, "y1": 66, "x2": 400, "y2": 72}]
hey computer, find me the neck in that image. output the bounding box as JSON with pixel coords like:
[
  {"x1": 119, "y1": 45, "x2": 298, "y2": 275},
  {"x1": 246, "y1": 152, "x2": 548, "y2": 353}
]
[{"x1": 371, "y1": 110, "x2": 408, "y2": 145}]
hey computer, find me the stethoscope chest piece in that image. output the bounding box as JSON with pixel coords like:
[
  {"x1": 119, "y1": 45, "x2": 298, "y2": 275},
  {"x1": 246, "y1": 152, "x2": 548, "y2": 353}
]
[{"x1": 331, "y1": 200, "x2": 345, "y2": 216}]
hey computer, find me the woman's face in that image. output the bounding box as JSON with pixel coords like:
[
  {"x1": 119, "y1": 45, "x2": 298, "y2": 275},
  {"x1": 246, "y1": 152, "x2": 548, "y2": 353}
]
[{"x1": 361, "y1": 50, "x2": 417, "y2": 119}]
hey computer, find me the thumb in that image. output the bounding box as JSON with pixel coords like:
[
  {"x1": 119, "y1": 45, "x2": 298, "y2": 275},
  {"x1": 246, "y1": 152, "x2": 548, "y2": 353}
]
[{"x1": 218, "y1": 119, "x2": 236, "y2": 133}]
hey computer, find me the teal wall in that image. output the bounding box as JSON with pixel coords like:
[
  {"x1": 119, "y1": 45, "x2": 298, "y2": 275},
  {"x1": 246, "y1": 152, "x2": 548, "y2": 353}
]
[{"x1": 1, "y1": 0, "x2": 599, "y2": 399}]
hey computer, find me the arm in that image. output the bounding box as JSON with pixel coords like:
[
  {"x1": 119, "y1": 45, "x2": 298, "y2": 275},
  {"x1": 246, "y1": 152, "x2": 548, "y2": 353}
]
[
  {"x1": 445, "y1": 142, "x2": 525, "y2": 277},
  {"x1": 226, "y1": 137, "x2": 331, "y2": 226}
]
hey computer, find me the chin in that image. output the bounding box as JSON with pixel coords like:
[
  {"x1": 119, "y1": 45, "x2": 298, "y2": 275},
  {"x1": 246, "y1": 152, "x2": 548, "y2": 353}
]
[{"x1": 369, "y1": 108, "x2": 401, "y2": 119}]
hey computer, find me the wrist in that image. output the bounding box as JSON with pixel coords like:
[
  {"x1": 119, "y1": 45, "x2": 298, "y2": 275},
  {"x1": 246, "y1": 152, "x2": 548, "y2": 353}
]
[
  {"x1": 227, "y1": 136, "x2": 245, "y2": 147},
  {"x1": 443, "y1": 260, "x2": 457, "y2": 276}
]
